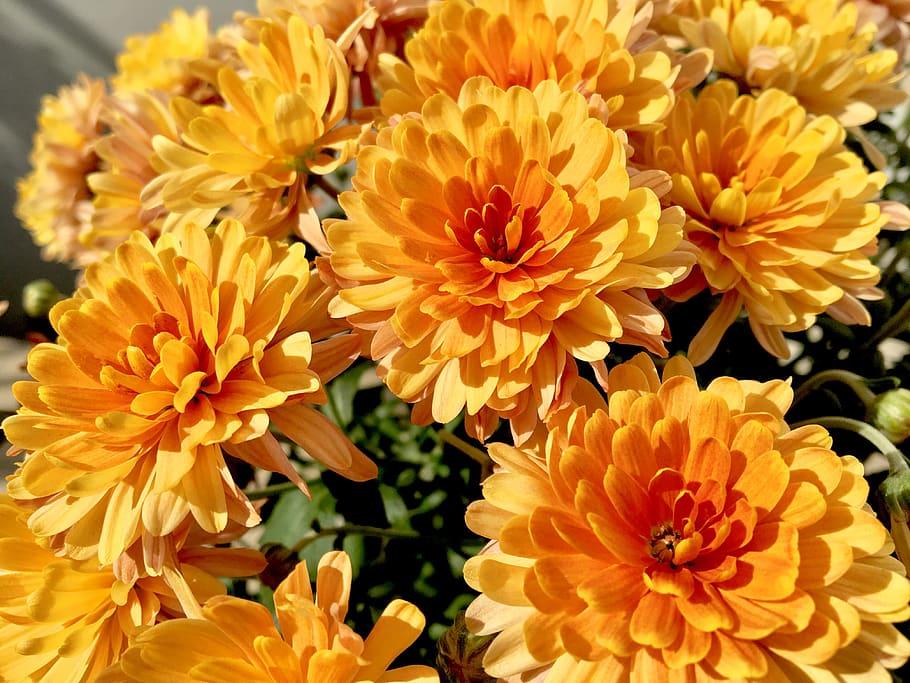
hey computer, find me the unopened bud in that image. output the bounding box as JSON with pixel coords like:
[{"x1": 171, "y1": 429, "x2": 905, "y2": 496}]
[
  {"x1": 436, "y1": 612, "x2": 496, "y2": 683},
  {"x1": 881, "y1": 469, "x2": 910, "y2": 574},
  {"x1": 872, "y1": 388, "x2": 910, "y2": 444},
  {"x1": 22, "y1": 279, "x2": 62, "y2": 318}
]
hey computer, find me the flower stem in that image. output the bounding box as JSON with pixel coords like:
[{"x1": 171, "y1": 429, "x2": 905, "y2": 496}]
[
  {"x1": 793, "y1": 369, "x2": 877, "y2": 409},
  {"x1": 292, "y1": 524, "x2": 421, "y2": 553},
  {"x1": 792, "y1": 416, "x2": 910, "y2": 473},
  {"x1": 245, "y1": 481, "x2": 300, "y2": 500},
  {"x1": 863, "y1": 296, "x2": 910, "y2": 348},
  {"x1": 438, "y1": 430, "x2": 489, "y2": 466}
]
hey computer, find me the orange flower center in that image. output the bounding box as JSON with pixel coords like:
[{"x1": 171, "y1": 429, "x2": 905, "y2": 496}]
[
  {"x1": 449, "y1": 184, "x2": 540, "y2": 269},
  {"x1": 648, "y1": 522, "x2": 683, "y2": 567}
]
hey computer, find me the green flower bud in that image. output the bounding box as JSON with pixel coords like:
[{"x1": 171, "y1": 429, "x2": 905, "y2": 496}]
[
  {"x1": 880, "y1": 469, "x2": 910, "y2": 574},
  {"x1": 22, "y1": 279, "x2": 62, "y2": 318},
  {"x1": 436, "y1": 612, "x2": 496, "y2": 683},
  {"x1": 871, "y1": 388, "x2": 910, "y2": 444}
]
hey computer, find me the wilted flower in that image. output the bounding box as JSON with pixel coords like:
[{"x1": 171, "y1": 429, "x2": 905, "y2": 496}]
[
  {"x1": 379, "y1": 0, "x2": 711, "y2": 130},
  {"x1": 668, "y1": 0, "x2": 906, "y2": 126},
  {"x1": 3, "y1": 220, "x2": 375, "y2": 574},
  {"x1": 637, "y1": 80, "x2": 886, "y2": 363},
  {"x1": 148, "y1": 14, "x2": 362, "y2": 239},
  {"x1": 465, "y1": 353, "x2": 910, "y2": 680},
  {"x1": 326, "y1": 77, "x2": 694, "y2": 441},
  {"x1": 16, "y1": 75, "x2": 105, "y2": 267},
  {"x1": 0, "y1": 495, "x2": 263, "y2": 682},
  {"x1": 99, "y1": 551, "x2": 438, "y2": 682},
  {"x1": 112, "y1": 8, "x2": 213, "y2": 99}
]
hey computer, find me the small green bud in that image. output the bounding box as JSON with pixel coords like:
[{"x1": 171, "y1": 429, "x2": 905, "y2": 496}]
[
  {"x1": 871, "y1": 388, "x2": 910, "y2": 444},
  {"x1": 22, "y1": 279, "x2": 62, "y2": 318},
  {"x1": 880, "y1": 469, "x2": 910, "y2": 574},
  {"x1": 436, "y1": 612, "x2": 496, "y2": 683}
]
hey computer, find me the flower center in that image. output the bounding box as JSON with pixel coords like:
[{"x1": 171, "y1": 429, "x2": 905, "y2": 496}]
[
  {"x1": 648, "y1": 522, "x2": 682, "y2": 566},
  {"x1": 463, "y1": 185, "x2": 536, "y2": 263}
]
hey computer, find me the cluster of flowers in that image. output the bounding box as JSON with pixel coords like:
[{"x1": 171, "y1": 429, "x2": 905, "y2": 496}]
[{"x1": 6, "y1": 0, "x2": 910, "y2": 679}]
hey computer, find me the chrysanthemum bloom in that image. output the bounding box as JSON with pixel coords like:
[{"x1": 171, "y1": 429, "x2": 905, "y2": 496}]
[
  {"x1": 856, "y1": 0, "x2": 910, "y2": 60},
  {"x1": 259, "y1": 0, "x2": 429, "y2": 84},
  {"x1": 0, "y1": 495, "x2": 263, "y2": 682},
  {"x1": 668, "y1": 0, "x2": 906, "y2": 126},
  {"x1": 636, "y1": 80, "x2": 887, "y2": 364},
  {"x1": 465, "y1": 353, "x2": 910, "y2": 680},
  {"x1": 15, "y1": 75, "x2": 105, "y2": 267},
  {"x1": 86, "y1": 91, "x2": 195, "y2": 254},
  {"x1": 326, "y1": 77, "x2": 693, "y2": 441},
  {"x1": 2, "y1": 220, "x2": 376, "y2": 573},
  {"x1": 147, "y1": 15, "x2": 362, "y2": 240},
  {"x1": 112, "y1": 8, "x2": 212, "y2": 99},
  {"x1": 378, "y1": 0, "x2": 711, "y2": 131},
  {"x1": 99, "y1": 550, "x2": 439, "y2": 682}
]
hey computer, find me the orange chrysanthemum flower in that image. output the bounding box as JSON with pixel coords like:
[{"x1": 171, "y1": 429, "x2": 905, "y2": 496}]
[
  {"x1": 147, "y1": 14, "x2": 362, "y2": 239},
  {"x1": 636, "y1": 80, "x2": 887, "y2": 363},
  {"x1": 465, "y1": 353, "x2": 910, "y2": 680},
  {"x1": 667, "y1": 0, "x2": 906, "y2": 126},
  {"x1": 259, "y1": 0, "x2": 429, "y2": 80},
  {"x1": 112, "y1": 8, "x2": 212, "y2": 99},
  {"x1": 0, "y1": 495, "x2": 263, "y2": 683},
  {"x1": 378, "y1": 0, "x2": 711, "y2": 131},
  {"x1": 2, "y1": 220, "x2": 376, "y2": 574},
  {"x1": 326, "y1": 77, "x2": 693, "y2": 441},
  {"x1": 16, "y1": 75, "x2": 105, "y2": 267},
  {"x1": 100, "y1": 551, "x2": 439, "y2": 682}
]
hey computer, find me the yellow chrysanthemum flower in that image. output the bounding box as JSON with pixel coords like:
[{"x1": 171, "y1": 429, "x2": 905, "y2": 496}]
[
  {"x1": 15, "y1": 75, "x2": 105, "y2": 267},
  {"x1": 99, "y1": 551, "x2": 439, "y2": 682},
  {"x1": 325, "y1": 77, "x2": 694, "y2": 441},
  {"x1": 2, "y1": 220, "x2": 376, "y2": 573},
  {"x1": 0, "y1": 495, "x2": 263, "y2": 682},
  {"x1": 259, "y1": 0, "x2": 429, "y2": 80},
  {"x1": 378, "y1": 0, "x2": 712, "y2": 131},
  {"x1": 465, "y1": 353, "x2": 910, "y2": 680},
  {"x1": 636, "y1": 80, "x2": 887, "y2": 364},
  {"x1": 147, "y1": 15, "x2": 362, "y2": 240},
  {"x1": 668, "y1": 0, "x2": 906, "y2": 126},
  {"x1": 112, "y1": 8, "x2": 212, "y2": 99}
]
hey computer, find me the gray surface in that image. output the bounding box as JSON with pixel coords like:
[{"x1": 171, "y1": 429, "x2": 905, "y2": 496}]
[{"x1": 0, "y1": 0, "x2": 253, "y2": 334}]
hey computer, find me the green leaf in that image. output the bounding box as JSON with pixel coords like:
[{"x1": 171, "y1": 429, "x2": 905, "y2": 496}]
[
  {"x1": 260, "y1": 490, "x2": 311, "y2": 547},
  {"x1": 379, "y1": 483, "x2": 412, "y2": 530},
  {"x1": 325, "y1": 362, "x2": 371, "y2": 427}
]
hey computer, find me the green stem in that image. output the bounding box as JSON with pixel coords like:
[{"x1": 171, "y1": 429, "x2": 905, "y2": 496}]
[
  {"x1": 791, "y1": 416, "x2": 910, "y2": 473},
  {"x1": 438, "y1": 430, "x2": 489, "y2": 466},
  {"x1": 793, "y1": 370, "x2": 877, "y2": 409},
  {"x1": 245, "y1": 481, "x2": 300, "y2": 500},
  {"x1": 863, "y1": 296, "x2": 910, "y2": 348},
  {"x1": 292, "y1": 524, "x2": 421, "y2": 553}
]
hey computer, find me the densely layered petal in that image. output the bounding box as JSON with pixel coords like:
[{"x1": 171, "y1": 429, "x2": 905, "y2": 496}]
[
  {"x1": 379, "y1": 0, "x2": 710, "y2": 131},
  {"x1": 15, "y1": 75, "x2": 105, "y2": 267},
  {"x1": 99, "y1": 550, "x2": 438, "y2": 682},
  {"x1": 636, "y1": 80, "x2": 888, "y2": 363},
  {"x1": 465, "y1": 353, "x2": 910, "y2": 680},
  {"x1": 2, "y1": 220, "x2": 375, "y2": 574},
  {"x1": 325, "y1": 77, "x2": 695, "y2": 441},
  {"x1": 663, "y1": 0, "x2": 906, "y2": 125},
  {"x1": 0, "y1": 494, "x2": 263, "y2": 683}
]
